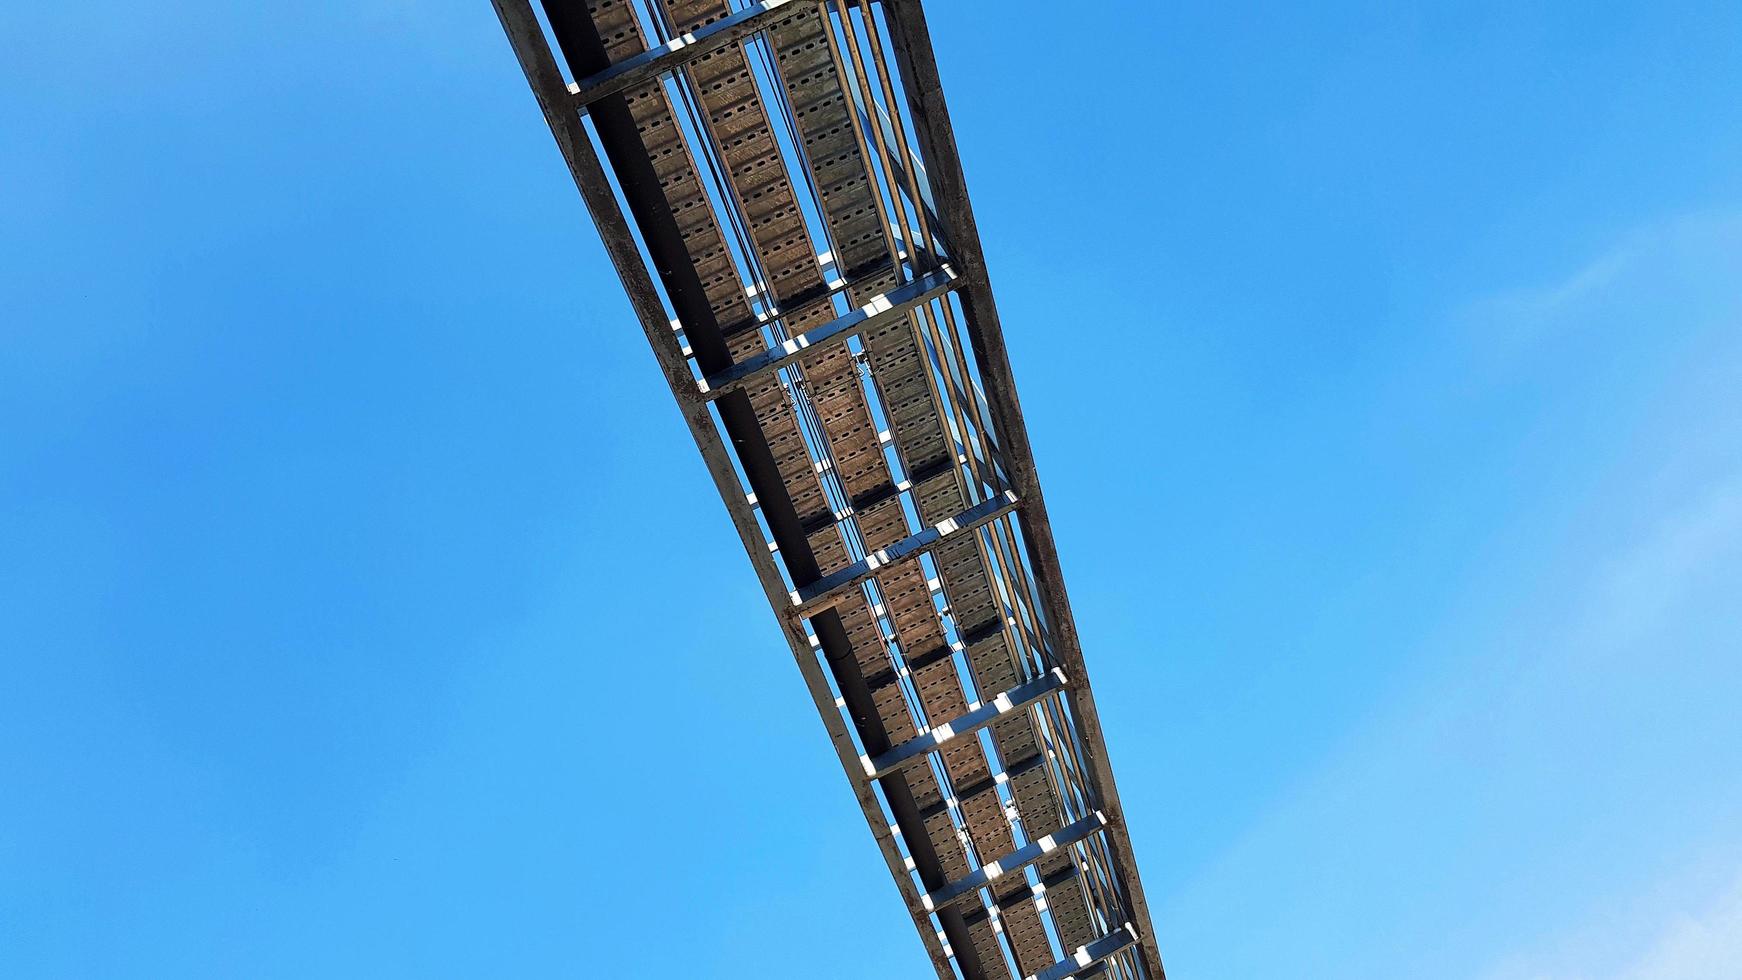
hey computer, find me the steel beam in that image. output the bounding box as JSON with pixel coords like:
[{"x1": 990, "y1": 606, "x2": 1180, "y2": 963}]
[
  {"x1": 960, "y1": 858, "x2": 1081, "y2": 926},
  {"x1": 881, "y1": 2, "x2": 1166, "y2": 975},
  {"x1": 920, "y1": 746, "x2": 1047, "y2": 822},
  {"x1": 864, "y1": 667, "x2": 1067, "y2": 781},
  {"x1": 696, "y1": 265, "x2": 959, "y2": 400},
  {"x1": 921, "y1": 811, "x2": 1108, "y2": 913},
  {"x1": 489, "y1": 3, "x2": 968, "y2": 976},
  {"x1": 492, "y1": 4, "x2": 1162, "y2": 977},
  {"x1": 566, "y1": 0, "x2": 803, "y2": 109},
  {"x1": 789, "y1": 490, "x2": 1019, "y2": 619},
  {"x1": 1029, "y1": 925, "x2": 1141, "y2": 980}
]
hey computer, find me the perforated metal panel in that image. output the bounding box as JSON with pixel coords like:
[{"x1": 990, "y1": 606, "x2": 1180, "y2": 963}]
[{"x1": 489, "y1": 3, "x2": 1164, "y2": 977}]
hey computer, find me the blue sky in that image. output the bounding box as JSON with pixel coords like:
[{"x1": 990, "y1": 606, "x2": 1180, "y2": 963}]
[{"x1": 3, "y1": 2, "x2": 1739, "y2": 977}]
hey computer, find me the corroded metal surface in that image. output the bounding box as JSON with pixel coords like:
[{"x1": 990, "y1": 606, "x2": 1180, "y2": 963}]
[{"x1": 490, "y1": 3, "x2": 1164, "y2": 977}]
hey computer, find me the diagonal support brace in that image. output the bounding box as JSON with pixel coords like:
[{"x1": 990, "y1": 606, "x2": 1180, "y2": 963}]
[
  {"x1": 862, "y1": 667, "x2": 1067, "y2": 782},
  {"x1": 788, "y1": 490, "x2": 1018, "y2": 620},
  {"x1": 696, "y1": 265, "x2": 959, "y2": 400},
  {"x1": 921, "y1": 811, "x2": 1108, "y2": 913}
]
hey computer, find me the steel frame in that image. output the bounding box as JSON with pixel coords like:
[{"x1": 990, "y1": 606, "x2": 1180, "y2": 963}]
[
  {"x1": 788, "y1": 490, "x2": 1020, "y2": 618},
  {"x1": 488, "y1": 2, "x2": 1165, "y2": 977},
  {"x1": 494, "y1": 4, "x2": 979, "y2": 973},
  {"x1": 565, "y1": 0, "x2": 801, "y2": 107},
  {"x1": 866, "y1": 667, "x2": 1068, "y2": 781},
  {"x1": 880, "y1": 1, "x2": 1168, "y2": 972},
  {"x1": 923, "y1": 811, "x2": 1109, "y2": 913},
  {"x1": 1033, "y1": 925, "x2": 1143, "y2": 980},
  {"x1": 696, "y1": 265, "x2": 959, "y2": 398}
]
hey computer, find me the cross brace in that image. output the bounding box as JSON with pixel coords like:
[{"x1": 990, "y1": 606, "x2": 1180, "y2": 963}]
[
  {"x1": 567, "y1": 0, "x2": 803, "y2": 108},
  {"x1": 1028, "y1": 924, "x2": 1141, "y2": 980},
  {"x1": 863, "y1": 667, "x2": 1068, "y2": 781},
  {"x1": 696, "y1": 265, "x2": 959, "y2": 400},
  {"x1": 921, "y1": 810, "x2": 1107, "y2": 913},
  {"x1": 789, "y1": 490, "x2": 1019, "y2": 619}
]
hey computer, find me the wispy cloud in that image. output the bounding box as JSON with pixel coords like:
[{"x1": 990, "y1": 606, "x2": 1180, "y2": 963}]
[
  {"x1": 1481, "y1": 857, "x2": 1742, "y2": 980},
  {"x1": 1592, "y1": 473, "x2": 1742, "y2": 643},
  {"x1": 1479, "y1": 240, "x2": 1639, "y2": 327},
  {"x1": 1619, "y1": 875, "x2": 1742, "y2": 980},
  {"x1": 1461, "y1": 209, "x2": 1742, "y2": 369},
  {"x1": 1156, "y1": 204, "x2": 1742, "y2": 980}
]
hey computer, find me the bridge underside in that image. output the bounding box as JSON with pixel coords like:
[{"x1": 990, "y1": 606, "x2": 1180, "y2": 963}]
[{"x1": 491, "y1": 3, "x2": 1165, "y2": 977}]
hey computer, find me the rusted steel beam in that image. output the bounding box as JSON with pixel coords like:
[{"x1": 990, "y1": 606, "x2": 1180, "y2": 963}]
[
  {"x1": 489, "y1": 3, "x2": 967, "y2": 976},
  {"x1": 880, "y1": 1, "x2": 1167, "y2": 976}
]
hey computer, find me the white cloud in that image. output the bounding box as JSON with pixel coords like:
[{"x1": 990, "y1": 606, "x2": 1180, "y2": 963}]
[
  {"x1": 1481, "y1": 859, "x2": 1742, "y2": 980},
  {"x1": 1592, "y1": 473, "x2": 1742, "y2": 643},
  {"x1": 1461, "y1": 210, "x2": 1742, "y2": 368},
  {"x1": 1619, "y1": 874, "x2": 1742, "y2": 980},
  {"x1": 1155, "y1": 205, "x2": 1742, "y2": 980}
]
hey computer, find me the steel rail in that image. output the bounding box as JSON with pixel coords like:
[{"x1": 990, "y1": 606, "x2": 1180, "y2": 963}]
[
  {"x1": 490, "y1": 3, "x2": 1163, "y2": 976},
  {"x1": 922, "y1": 811, "x2": 1109, "y2": 914},
  {"x1": 880, "y1": 1, "x2": 1167, "y2": 975},
  {"x1": 697, "y1": 266, "x2": 959, "y2": 399},
  {"x1": 865, "y1": 667, "x2": 1068, "y2": 781},
  {"x1": 489, "y1": 3, "x2": 970, "y2": 976}
]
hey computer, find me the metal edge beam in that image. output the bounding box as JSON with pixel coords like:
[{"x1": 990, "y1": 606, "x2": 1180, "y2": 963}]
[
  {"x1": 568, "y1": 0, "x2": 803, "y2": 108},
  {"x1": 561, "y1": 3, "x2": 994, "y2": 969},
  {"x1": 789, "y1": 489, "x2": 1019, "y2": 618},
  {"x1": 487, "y1": 5, "x2": 969, "y2": 977},
  {"x1": 865, "y1": 667, "x2": 1067, "y2": 781},
  {"x1": 697, "y1": 264, "x2": 959, "y2": 400},
  {"x1": 880, "y1": 1, "x2": 1167, "y2": 976},
  {"x1": 922, "y1": 811, "x2": 1108, "y2": 913}
]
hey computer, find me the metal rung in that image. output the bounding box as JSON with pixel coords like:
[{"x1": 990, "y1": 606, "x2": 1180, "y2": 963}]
[
  {"x1": 788, "y1": 490, "x2": 1018, "y2": 619},
  {"x1": 696, "y1": 266, "x2": 958, "y2": 399},
  {"x1": 797, "y1": 454, "x2": 954, "y2": 537},
  {"x1": 1027, "y1": 924, "x2": 1141, "y2": 980},
  {"x1": 961, "y1": 859, "x2": 1082, "y2": 926},
  {"x1": 920, "y1": 810, "x2": 1107, "y2": 913},
  {"x1": 921, "y1": 750, "x2": 1048, "y2": 822},
  {"x1": 864, "y1": 668, "x2": 1067, "y2": 782},
  {"x1": 567, "y1": 0, "x2": 801, "y2": 108}
]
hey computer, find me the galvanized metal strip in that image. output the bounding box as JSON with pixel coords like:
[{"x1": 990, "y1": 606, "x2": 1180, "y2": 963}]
[
  {"x1": 1027, "y1": 925, "x2": 1141, "y2": 980},
  {"x1": 881, "y1": 3, "x2": 1165, "y2": 975},
  {"x1": 864, "y1": 667, "x2": 1067, "y2": 782},
  {"x1": 920, "y1": 811, "x2": 1108, "y2": 913},
  {"x1": 697, "y1": 265, "x2": 958, "y2": 398},
  {"x1": 568, "y1": 0, "x2": 803, "y2": 108},
  {"x1": 789, "y1": 489, "x2": 1017, "y2": 618},
  {"x1": 492, "y1": 5, "x2": 960, "y2": 977}
]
